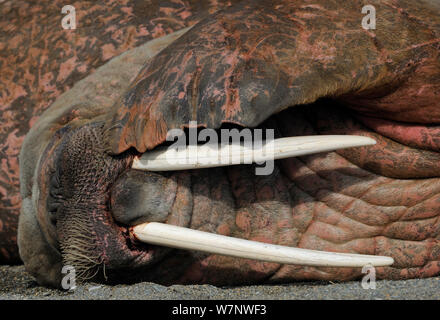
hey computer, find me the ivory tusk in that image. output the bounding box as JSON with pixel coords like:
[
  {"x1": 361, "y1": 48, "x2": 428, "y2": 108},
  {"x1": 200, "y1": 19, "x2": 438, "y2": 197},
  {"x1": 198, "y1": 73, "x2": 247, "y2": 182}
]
[
  {"x1": 132, "y1": 135, "x2": 376, "y2": 171},
  {"x1": 132, "y1": 222, "x2": 394, "y2": 267}
]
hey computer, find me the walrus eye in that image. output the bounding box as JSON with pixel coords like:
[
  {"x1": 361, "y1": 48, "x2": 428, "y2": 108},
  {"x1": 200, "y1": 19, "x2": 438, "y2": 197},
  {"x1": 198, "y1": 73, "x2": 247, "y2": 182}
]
[{"x1": 132, "y1": 135, "x2": 376, "y2": 171}]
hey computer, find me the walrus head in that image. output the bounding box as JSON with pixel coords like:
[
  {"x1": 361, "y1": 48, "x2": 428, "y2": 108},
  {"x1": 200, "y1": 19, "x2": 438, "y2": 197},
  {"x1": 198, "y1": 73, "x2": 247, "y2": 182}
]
[{"x1": 18, "y1": 0, "x2": 440, "y2": 287}]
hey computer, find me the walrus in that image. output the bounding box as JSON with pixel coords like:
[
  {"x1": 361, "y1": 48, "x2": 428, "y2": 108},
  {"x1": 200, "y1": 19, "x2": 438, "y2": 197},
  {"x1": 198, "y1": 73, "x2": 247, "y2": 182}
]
[{"x1": 1, "y1": 0, "x2": 440, "y2": 288}]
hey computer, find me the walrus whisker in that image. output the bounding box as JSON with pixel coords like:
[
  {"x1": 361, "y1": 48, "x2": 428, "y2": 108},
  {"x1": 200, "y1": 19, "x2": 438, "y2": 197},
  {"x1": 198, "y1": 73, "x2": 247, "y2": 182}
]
[{"x1": 58, "y1": 213, "x2": 103, "y2": 282}]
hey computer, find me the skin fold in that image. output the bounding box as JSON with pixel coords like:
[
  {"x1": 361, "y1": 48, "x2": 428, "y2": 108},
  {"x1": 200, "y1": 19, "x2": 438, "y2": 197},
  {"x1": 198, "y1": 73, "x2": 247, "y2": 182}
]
[{"x1": 0, "y1": 0, "x2": 439, "y2": 287}]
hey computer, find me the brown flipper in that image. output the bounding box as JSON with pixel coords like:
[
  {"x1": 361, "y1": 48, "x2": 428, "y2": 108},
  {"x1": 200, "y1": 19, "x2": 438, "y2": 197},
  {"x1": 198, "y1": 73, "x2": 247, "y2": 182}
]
[{"x1": 104, "y1": 0, "x2": 439, "y2": 154}]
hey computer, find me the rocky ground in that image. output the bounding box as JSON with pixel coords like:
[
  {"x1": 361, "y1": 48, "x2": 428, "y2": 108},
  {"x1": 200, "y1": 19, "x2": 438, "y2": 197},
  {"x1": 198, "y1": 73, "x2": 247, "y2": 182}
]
[{"x1": 1, "y1": 265, "x2": 439, "y2": 300}]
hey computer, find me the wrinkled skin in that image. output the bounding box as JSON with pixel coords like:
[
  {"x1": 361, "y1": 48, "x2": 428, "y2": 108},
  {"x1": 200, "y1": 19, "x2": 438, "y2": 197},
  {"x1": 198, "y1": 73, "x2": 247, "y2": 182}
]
[{"x1": 1, "y1": 0, "x2": 440, "y2": 288}]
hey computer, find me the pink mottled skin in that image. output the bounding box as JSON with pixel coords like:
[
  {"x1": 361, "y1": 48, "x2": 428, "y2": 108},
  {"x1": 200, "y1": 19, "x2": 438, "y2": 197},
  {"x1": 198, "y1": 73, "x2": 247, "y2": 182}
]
[{"x1": 0, "y1": 0, "x2": 236, "y2": 263}]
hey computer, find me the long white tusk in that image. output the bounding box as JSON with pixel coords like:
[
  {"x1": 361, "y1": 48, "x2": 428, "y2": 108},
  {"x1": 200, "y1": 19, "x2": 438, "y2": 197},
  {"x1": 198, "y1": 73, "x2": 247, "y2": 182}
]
[
  {"x1": 132, "y1": 222, "x2": 394, "y2": 267},
  {"x1": 132, "y1": 135, "x2": 376, "y2": 171}
]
